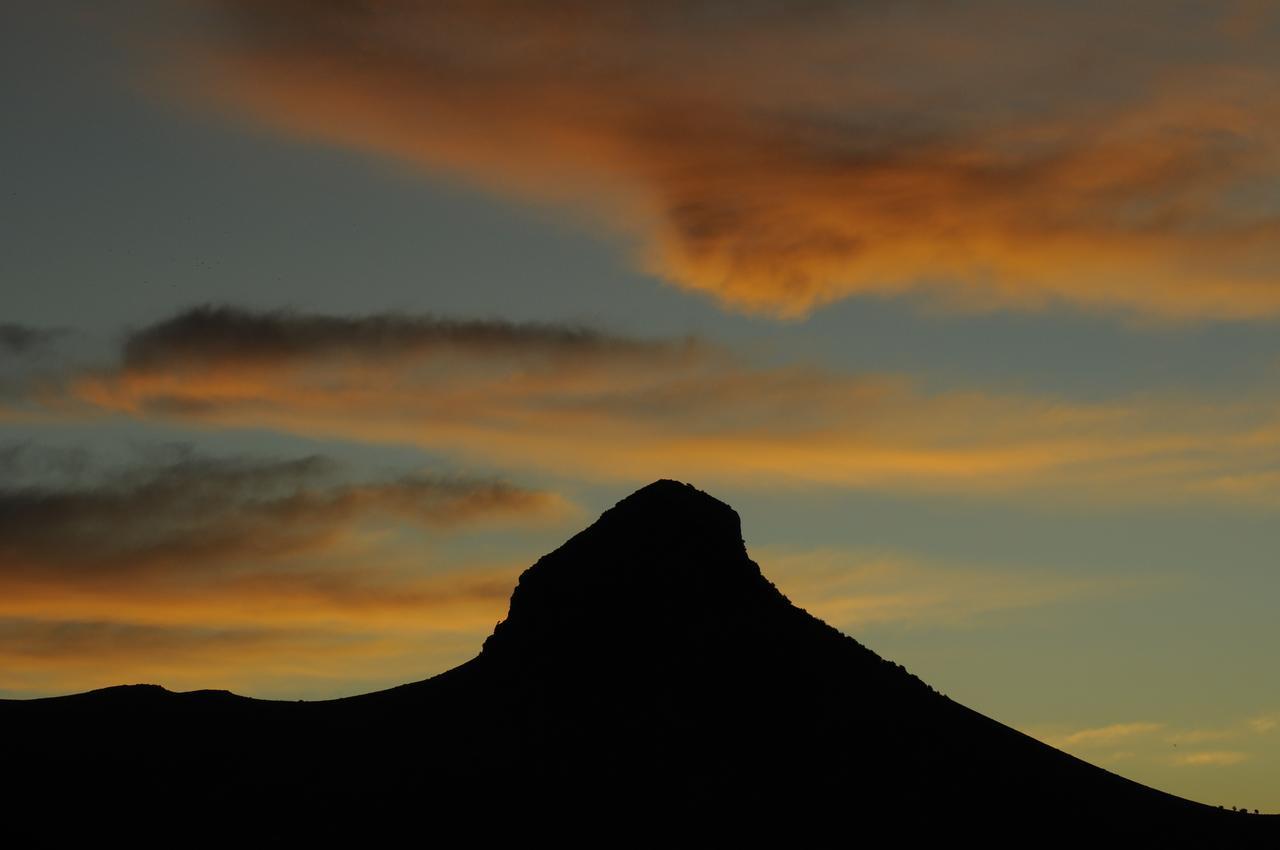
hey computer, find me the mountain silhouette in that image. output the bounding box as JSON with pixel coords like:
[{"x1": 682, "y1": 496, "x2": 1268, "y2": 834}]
[{"x1": 2, "y1": 480, "x2": 1273, "y2": 842}]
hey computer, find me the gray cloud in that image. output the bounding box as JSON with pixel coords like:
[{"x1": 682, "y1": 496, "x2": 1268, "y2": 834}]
[
  {"x1": 0, "y1": 446, "x2": 563, "y2": 577},
  {"x1": 0, "y1": 324, "x2": 63, "y2": 356},
  {"x1": 3, "y1": 305, "x2": 1272, "y2": 503},
  {"x1": 121, "y1": 305, "x2": 700, "y2": 372}
]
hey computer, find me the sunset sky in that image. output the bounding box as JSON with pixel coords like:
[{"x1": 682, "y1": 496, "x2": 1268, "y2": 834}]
[{"x1": 4, "y1": 0, "x2": 1280, "y2": 811}]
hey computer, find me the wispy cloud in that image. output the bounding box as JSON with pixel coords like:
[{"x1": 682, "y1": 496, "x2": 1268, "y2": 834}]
[
  {"x1": 1248, "y1": 712, "x2": 1280, "y2": 734},
  {"x1": 119, "y1": 304, "x2": 694, "y2": 371},
  {"x1": 1166, "y1": 728, "x2": 1236, "y2": 745},
  {"x1": 173, "y1": 1, "x2": 1280, "y2": 319},
  {"x1": 1045, "y1": 722, "x2": 1165, "y2": 749},
  {"x1": 1172, "y1": 750, "x2": 1250, "y2": 767},
  {"x1": 48, "y1": 306, "x2": 1280, "y2": 504},
  {"x1": 0, "y1": 443, "x2": 565, "y2": 697},
  {"x1": 755, "y1": 547, "x2": 1135, "y2": 629},
  {"x1": 1037, "y1": 710, "x2": 1279, "y2": 772},
  {"x1": 0, "y1": 443, "x2": 565, "y2": 576}
]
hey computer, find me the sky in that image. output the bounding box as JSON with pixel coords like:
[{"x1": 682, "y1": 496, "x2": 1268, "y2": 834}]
[{"x1": 3, "y1": 0, "x2": 1280, "y2": 811}]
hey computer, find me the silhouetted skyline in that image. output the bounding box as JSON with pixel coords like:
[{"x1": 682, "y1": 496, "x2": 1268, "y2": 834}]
[
  {"x1": 3, "y1": 1, "x2": 1279, "y2": 813},
  {"x1": 4, "y1": 482, "x2": 1276, "y2": 838}
]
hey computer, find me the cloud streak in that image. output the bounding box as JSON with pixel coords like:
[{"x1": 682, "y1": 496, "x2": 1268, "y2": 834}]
[
  {"x1": 1048, "y1": 722, "x2": 1165, "y2": 749},
  {"x1": 0, "y1": 445, "x2": 564, "y2": 577},
  {"x1": 59, "y1": 306, "x2": 1280, "y2": 504},
  {"x1": 1249, "y1": 713, "x2": 1280, "y2": 734},
  {"x1": 0, "y1": 444, "x2": 564, "y2": 697},
  {"x1": 755, "y1": 547, "x2": 1134, "y2": 630},
  {"x1": 1034, "y1": 710, "x2": 1280, "y2": 778},
  {"x1": 1172, "y1": 751, "x2": 1250, "y2": 767},
  {"x1": 178, "y1": 0, "x2": 1280, "y2": 319},
  {"x1": 120, "y1": 304, "x2": 695, "y2": 371}
]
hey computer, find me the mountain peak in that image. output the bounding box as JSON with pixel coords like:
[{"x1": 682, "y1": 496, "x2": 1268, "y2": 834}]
[
  {"x1": 611, "y1": 477, "x2": 739, "y2": 518},
  {"x1": 477, "y1": 480, "x2": 779, "y2": 662},
  {"x1": 587, "y1": 477, "x2": 745, "y2": 551},
  {"x1": 7, "y1": 480, "x2": 1266, "y2": 841}
]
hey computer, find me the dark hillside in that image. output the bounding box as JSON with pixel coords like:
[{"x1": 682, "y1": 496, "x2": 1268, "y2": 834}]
[{"x1": 3, "y1": 481, "x2": 1272, "y2": 843}]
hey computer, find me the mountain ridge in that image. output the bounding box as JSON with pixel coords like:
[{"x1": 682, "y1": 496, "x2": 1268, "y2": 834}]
[{"x1": 2, "y1": 480, "x2": 1273, "y2": 842}]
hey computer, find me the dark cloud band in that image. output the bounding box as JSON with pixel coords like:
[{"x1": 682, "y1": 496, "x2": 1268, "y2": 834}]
[
  {"x1": 122, "y1": 305, "x2": 698, "y2": 371},
  {"x1": 0, "y1": 446, "x2": 563, "y2": 577}
]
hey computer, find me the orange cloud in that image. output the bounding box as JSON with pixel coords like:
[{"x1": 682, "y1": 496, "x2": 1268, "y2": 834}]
[
  {"x1": 62, "y1": 307, "x2": 1280, "y2": 503},
  {"x1": 0, "y1": 444, "x2": 565, "y2": 698},
  {"x1": 177, "y1": 1, "x2": 1280, "y2": 318}
]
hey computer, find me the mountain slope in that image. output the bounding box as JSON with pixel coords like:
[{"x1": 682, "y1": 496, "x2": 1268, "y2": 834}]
[{"x1": 1, "y1": 480, "x2": 1272, "y2": 840}]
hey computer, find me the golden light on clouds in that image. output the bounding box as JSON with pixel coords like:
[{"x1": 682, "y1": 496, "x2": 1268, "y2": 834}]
[
  {"x1": 56, "y1": 307, "x2": 1280, "y2": 505},
  {"x1": 1033, "y1": 710, "x2": 1280, "y2": 787},
  {"x1": 181, "y1": 0, "x2": 1280, "y2": 319},
  {"x1": 0, "y1": 445, "x2": 562, "y2": 697},
  {"x1": 7, "y1": 0, "x2": 1280, "y2": 815}
]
